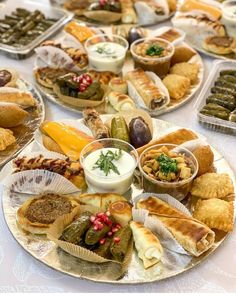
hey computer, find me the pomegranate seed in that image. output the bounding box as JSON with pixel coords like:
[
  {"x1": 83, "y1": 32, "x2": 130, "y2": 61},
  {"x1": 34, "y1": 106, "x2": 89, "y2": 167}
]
[
  {"x1": 99, "y1": 238, "x2": 106, "y2": 245},
  {"x1": 107, "y1": 220, "x2": 112, "y2": 227},
  {"x1": 107, "y1": 231, "x2": 113, "y2": 237},
  {"x1": 78, "y1": 76, "x2": 83, "y2": 82},
  {"x1": 116, "y1": 224, "x2": 121, "y2": 229},
  {"x1": 85, "y1": 75, "x2": 92, "y2": 83},
  {"x1": 97, "y1": 212, "x2": 104, "y2": 218},
  {"x1": 72, "y1": 76, "x2": 77, "y2": 82},
  {"x1": 114, "y1": 237, "x2": 120, "y2": 243},
  {"x1": 90, "y1": 216, "x2": 96, "y2": 222},
  {"x1": 79, "y1": 84, "x2": 87, "y2": 92},
  {"x1": 106, "y1": 211, "x2": 110, "y2": 216},
  {"x1": 97, "y1": 223, "x2": 104, "y2": 230},
  {"x1": 112, "y1": 227, "x2": 118, "y2": 233},
  {"x1": 82, "y1": 78, "x2": 89, "y2": 85},
  {"x1": 93, "y1": 225, "x2": 98, "y2": 231}
]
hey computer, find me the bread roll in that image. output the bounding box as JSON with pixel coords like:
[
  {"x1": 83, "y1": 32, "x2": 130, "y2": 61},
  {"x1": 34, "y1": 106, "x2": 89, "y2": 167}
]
[
  {"x1": 108, "y1": 91, "x2": 135, "y2": 111},
  {"x1": 0, "y1": 102, "x2": 28, "y2": 128},
  {"x1": 130, "y1": 221, "x2": 163, "y2": 269},
  {"x1": 108, "y1": 201, "x2": 132, "y2": 226},
  {"x1": 109, "y1": 77, "x2": 128, "y2": 94}
]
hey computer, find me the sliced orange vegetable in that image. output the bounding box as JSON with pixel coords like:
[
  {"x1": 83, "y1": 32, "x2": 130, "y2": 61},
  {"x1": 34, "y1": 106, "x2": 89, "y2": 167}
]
[{"x1": 42, "y1": 122, "x2": 95, "y2": 160}]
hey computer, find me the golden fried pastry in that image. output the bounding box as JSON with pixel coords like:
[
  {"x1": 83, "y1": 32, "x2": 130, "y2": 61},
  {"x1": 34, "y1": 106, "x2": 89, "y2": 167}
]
[
  {"x1": 163, "y1": 74, "x2": 190, "y2": 100},
  {"x1": 17, "y1": 193, "x2": 80, "y2": 234},
  {"x1": 136, "y1": 128, "x2": 198, "y2": 155},
  {"x1": 191, "y1": 173, "x2": 234, "y2": 200},
  {"x1": 108, "y1": 201, "x2": 132, "y2": 226},
  {"x1": 137, "y1": 197, "x2": 215, "y2": 257},
  {"x1": 166, "y1": 0, "x2": 177, "y2": 12},
  {"x1": 193, "y1": 198, "x2": 234, "y2": 232},
  {"x1": 42, "y1": 134, "x2": 64, "y2": 155},
  {"x1": 192, "y1": 145, "x2": 214, "y2": 176},
  {"x1": 0, "y1": 103, "x2": 28, "y2": 128},
  {"x1": 108, "y1": 77, "x2": 128, "y2": 94},
  {"x1": 79, "y1": 193, "x2": 127, "y2": 211},
  {"x1": 202, "y1": 36, "x2": 236, "y2": 55},
  {"x1": 0, "y1": 127, "x2": 16, "y2": 151},
  {"x1": 0, "y1": 92, "x2": 36, "y2": 108},
  {"x1": 171, "y1": 46, "x2": 196, "y2": 66},
  {"x1": 88, "y1": 70, "x2": 118, "y2": 86},
  {"x1": 130, "y1": 221, "x2": 163, "y2": 269},
  {"x1": 170, "y1": 62, "x2": 199, "y2": 84}
]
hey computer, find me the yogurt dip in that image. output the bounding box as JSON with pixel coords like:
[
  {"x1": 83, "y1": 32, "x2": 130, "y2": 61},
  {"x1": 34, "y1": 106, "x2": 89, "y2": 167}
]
[
  {"x1": 82, "y1": 147, "x2": 137, "y2": 194},
  {"x1": 222, "y1": 1, "x2": 236, "y2": 38},
  {"x1": 85, "y1": 35, "x2": 128, "y2": 74}
]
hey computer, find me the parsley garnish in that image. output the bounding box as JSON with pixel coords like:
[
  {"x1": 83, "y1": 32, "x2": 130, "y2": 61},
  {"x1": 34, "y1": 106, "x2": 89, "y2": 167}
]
[
  {"x1": 157, "y1": 153, "x2": 178, "y2": 176},
  {"x1": 146, "y1": 44, "x2": 164, "y2": 56},
  {"x1": 93, "y1": 149, "x2": 122, "y2": 176}
]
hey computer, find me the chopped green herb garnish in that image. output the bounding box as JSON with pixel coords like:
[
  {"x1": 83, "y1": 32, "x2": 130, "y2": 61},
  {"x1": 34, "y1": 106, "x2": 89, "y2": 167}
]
[
  {"x1": 157, "y1": 153, "x2": 178, "y2": 176},
  {"x1": 146, "y1": 44, "x2": 164, "y2": 56},
  {"x1": 95, "y1": 44, "x2": 116, "y2": 56},
  {"x1": 93, "y1": 149, "x2": 122, "y2": 176}
]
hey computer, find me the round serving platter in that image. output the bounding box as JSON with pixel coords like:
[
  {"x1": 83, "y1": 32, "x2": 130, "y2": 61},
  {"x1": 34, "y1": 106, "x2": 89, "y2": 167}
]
[
  {"x1": 2, "y1": 115, "x2": 235, "y2": 284},
  {"x1": 35, "y1": 28, "x2": 204, "y2": 116},
  {"x1": 0, "y1": 79, "x2": 45, "y2": 168}
]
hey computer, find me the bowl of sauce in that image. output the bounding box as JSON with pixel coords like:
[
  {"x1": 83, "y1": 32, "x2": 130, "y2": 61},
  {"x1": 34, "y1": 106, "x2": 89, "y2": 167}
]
[
  {"x1": 80, "y1": 138, "x2": 138, "y2": 194},
  {"x1": 84, "y1": 34, "x2": 129, "y2": 74},
  {"x1": 222, "y1": 0, "x2": 236, "y2": 38},
  {"x1": 130, "y1": 37, "x2": 174, "y2": 78}
]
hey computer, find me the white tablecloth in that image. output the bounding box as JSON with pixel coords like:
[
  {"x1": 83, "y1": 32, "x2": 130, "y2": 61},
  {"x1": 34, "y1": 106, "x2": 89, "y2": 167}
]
[{"x1": 0, "y1": 0, "x2": 236, "y2": 292}]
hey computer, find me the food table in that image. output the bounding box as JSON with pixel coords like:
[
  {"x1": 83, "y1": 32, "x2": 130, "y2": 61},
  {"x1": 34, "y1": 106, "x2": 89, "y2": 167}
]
[{"x1": 0, "y1": 0, "x2": 236, "y2": 293}]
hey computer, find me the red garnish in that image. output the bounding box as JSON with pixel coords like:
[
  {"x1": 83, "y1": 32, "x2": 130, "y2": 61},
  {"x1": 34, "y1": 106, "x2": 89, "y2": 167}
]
[
  {"x1": 90, "y1": 216, "x2": 96, "y2": 222},
  {"x1": 93, "y1": 225, "x2": 99, "y2": 231},
  {"x1": 112, "y1": 227, "x2": 118, "y2": 233},
  {"x1": 106, "y1": 211, "x2": 111, "y2": 216},
  {"x1": 108, "y1": 231, "x2": 113, "y2": 237},
  {"x1": 79, "y1": 84, "x2": 87, "y2": 92},
  {"x1": 99, "y1": 238, "x2": 106, "y2": 245},
  {"x1": 97, "y1": 213, "x2": 104, "y2": 218},
  {"x1": 116, "y1": 224, "x2": 121, "y2": 229},
  {"x1": 114, "y1": 237, "x2": 120, "y2": 243}
]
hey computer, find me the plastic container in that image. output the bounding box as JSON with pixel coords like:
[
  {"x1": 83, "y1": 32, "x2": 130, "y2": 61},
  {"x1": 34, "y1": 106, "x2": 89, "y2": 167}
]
[
  {"x1": 84, "y1": 34, "x2": 128, "y2": 74},
  {"x1": 80, "y1": 138, "x2": 138, "y2": 195},
  {"x1": 0, "y1": 0, "x2": 73, "y2": 59},
  {"x1": 221, "y1": 0, "x2": 236, "y2": 38},
  {"x1": 130, "y1": 37, "x2": 174, "y2": 78},
  {"x1": 196, "y1": 60, "x2": 236, "y2": 135},
  {"x1": 138, "y1": 144, "x2": 198, "y2": 201}
]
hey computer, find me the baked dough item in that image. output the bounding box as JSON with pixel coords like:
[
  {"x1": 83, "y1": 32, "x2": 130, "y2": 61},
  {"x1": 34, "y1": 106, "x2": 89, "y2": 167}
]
[
  {"x1": 137, "y1": 196, "x2": 215, "y2": 257},
  {"x1": 83, "y1": 107, "x2": 109, "y2": 139},
  {"x1": 136, "y1": 128, "x2": 198, "y2": 155},
  {"x1": 0, "y1": 91, "x2": 36, "y2": 108},
  {"x1": 0, "y1": 102, "x2": 29, "y2": 128},
  {"x1": 125, "y1": 69, "x2": 168, "y2": 110},
  {"x1": 34, "y1": 67, "x2": 71, "y2": 89},
  {"x1": 0, "y1": 128, "x2": 16, "y2": 151},
  {"x1": 171, "y1": 46, "x2": 196, "y2": 66},
  {"x1": 107, "y1": 91, "x2": 135, "y2": 111},
  {"x1": 120, "y1": 0, "x2": 137, "y2": 23},
  {"x1": 179, "y1": 0, "x2": 222, "y2": 20},
  {"x1": 192, "y1": 145, "x2": 214, "y2": 176},
  {"x1": 191, "y1": 173, "x2": 234, "y2": 200},
  {"x1": 17, "y1": 193, "x2": 80, "y2": 234},
  {"x1": 108, "y1": 201, "x2": 132, "y2": 226},
  {"x1": 13, "y1": 154, "x2": 86, "y2": 190},
  {"x1": 170, "y1": 63, "x2": 199, "y2": 84},
  {"x1": 193, "y1": 198, "x2": 234, "y2": 232},
  {"x1": 78, "y1": 193, "x2": 127, "y2": 211},
  {"x1": 108, "y1": 77, "x2": 128, "y2": 94},
  {"x1": 130, "y1": 221, "x2": 163, "y2": 269},
  {"x1": 163, "y1": 74, "x2": 191, "y2": 100},
  {"x1": 0, "y1": 68, "x2": 19, "y2": 87},
  {"x1": 202, "y1": 36, "x2": 236, "y2": 55},
  {"x1": 166, "y1": 0, "x2": 177, "y2": 12},
  {"x1": 88, "y1": 70, "x2": 118, "y2": 87}
]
